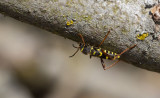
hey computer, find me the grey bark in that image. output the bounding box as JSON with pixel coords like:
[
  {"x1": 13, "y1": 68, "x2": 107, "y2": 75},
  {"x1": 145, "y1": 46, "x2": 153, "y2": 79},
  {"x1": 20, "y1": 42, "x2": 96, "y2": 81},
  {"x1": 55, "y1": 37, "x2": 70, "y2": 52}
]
[{"x1": 0, "y1": 0, "x2": 160, "y2": 72}]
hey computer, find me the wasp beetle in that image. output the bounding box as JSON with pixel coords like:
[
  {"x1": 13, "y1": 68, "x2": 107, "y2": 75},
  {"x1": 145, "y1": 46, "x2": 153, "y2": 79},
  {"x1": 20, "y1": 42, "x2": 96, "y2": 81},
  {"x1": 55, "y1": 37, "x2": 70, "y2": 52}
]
[{"x1": 70, "y1": 30, "x2": 136, "y2": 70}]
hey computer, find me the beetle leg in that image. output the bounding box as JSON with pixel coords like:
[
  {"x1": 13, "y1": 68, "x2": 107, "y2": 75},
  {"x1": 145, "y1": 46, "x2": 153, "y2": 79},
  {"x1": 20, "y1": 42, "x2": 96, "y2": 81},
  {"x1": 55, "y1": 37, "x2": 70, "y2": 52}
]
[
  {"x1": 104, "y1": 59, "x2": 120, "y2": 70},
  {"x1": 100, "y1": 58, "x2": 106, "y2": 70}
]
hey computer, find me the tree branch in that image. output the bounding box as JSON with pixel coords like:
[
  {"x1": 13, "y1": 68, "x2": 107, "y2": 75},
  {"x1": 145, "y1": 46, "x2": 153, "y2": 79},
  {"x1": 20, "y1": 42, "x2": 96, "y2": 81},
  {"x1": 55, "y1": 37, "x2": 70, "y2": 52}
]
[{"x1": 0, "y1": 0, "x2": 160, "y2": 72}]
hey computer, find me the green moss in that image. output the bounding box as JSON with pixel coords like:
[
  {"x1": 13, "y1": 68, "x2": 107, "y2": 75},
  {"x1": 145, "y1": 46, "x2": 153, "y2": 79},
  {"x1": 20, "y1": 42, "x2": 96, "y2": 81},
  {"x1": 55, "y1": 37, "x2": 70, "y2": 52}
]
[
  {"x1": 82, "y1": 15, "x2": 92, "y2": 22},
  {"x1": 112, "y1": 5, "x2": 119, "y2": 14},
  {"x1": 78, "y1": 0, "x2": 84, "y2": 6},
  {"x1": 107, "y1": 1, "x2": 114, "y2": 5},
  {"x1": 141, "y1": 5, "x2": 147, "y2": 14},
  {"x1": 125, "y1": 0, "x2": 130, "y2": 4},
  {"x1": 103, "y1": 25, "x2": 108, "y2": 29},
  {"x1": 17, "y1": 0, "x2": 30, "y2": 2},
  {"x1": 121, "y1": 27, "x2": 128, "y2": 35},
  {"x1": 66, "y1": 0, "x2": 73, "y2": 7},
  {"x1": 53, "y1": 0, "x2": 58, "y2": 2},
  {"x1": 73, "y1": 12, "x2": 92, "y2": 22},
  {"x1": 51, "y1": 8, "x2": 58, "y2": 14}
]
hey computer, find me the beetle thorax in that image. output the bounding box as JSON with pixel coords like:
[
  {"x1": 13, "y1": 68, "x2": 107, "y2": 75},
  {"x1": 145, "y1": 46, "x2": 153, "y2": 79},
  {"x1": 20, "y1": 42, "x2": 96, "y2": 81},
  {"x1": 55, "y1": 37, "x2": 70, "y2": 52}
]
[{"x1": 79, "y1": 43, "x2": 90, "y2": 55}]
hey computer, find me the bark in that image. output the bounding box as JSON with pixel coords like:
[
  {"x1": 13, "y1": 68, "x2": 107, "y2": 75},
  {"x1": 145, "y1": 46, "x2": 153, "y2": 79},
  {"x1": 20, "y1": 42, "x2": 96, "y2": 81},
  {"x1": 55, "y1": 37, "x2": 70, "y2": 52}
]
[{"x1": 0, "y1": 0, "x2": 160, "y2": 72}]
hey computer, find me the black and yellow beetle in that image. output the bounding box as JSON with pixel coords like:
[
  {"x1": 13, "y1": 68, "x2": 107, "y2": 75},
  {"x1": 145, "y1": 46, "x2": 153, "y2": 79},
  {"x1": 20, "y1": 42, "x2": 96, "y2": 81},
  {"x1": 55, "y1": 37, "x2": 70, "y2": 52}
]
[{"x1": 70, "y1": 31, "x2": 136, "y2": 70}]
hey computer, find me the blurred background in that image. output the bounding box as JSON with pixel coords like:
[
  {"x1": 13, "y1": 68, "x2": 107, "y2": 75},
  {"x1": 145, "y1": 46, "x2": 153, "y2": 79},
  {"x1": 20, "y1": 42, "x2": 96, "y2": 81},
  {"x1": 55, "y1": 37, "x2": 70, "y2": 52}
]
[{"x1": 0, "y1": 13, "x2": 160, "y2": 98}]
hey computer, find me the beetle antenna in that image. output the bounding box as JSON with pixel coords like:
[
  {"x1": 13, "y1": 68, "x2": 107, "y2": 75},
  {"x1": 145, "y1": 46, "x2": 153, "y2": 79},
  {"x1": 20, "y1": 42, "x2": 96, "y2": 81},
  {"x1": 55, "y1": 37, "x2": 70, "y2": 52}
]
[
  {"x1": 78, "y1": 33, "x2": 85, "y2": 45},
  {"x1": 69, "y1": 48, "x2": 79, "y2": 57},
  {"x1": 72, "y1": 44, "x2": 79, "y2": 48}
]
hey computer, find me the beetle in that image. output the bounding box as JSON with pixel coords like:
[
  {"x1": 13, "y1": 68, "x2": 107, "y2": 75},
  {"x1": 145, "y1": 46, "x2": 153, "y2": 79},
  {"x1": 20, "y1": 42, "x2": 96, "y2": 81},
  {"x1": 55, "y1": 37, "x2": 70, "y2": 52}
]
[{"x1": 70, "y1": 30, "x2": 136, "y2": 70}]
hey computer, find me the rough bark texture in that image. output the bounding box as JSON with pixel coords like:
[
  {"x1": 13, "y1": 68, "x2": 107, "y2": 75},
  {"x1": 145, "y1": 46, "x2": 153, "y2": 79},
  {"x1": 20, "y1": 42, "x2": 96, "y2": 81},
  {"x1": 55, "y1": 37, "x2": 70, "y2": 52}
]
[{"x1": 0, "y1": 0, "x2": 160, "y2": 72}]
